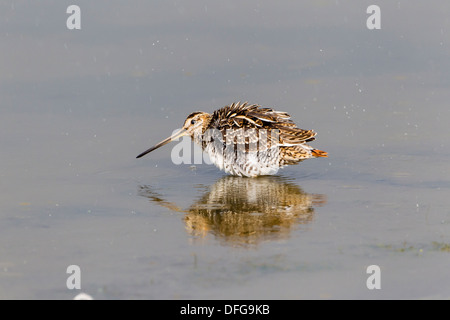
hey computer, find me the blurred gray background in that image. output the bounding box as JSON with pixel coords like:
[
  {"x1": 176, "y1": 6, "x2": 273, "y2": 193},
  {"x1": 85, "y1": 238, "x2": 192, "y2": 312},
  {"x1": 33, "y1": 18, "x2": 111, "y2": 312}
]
[{"x1": 0, "y1": 1, "x2": 449, "y2": 299}]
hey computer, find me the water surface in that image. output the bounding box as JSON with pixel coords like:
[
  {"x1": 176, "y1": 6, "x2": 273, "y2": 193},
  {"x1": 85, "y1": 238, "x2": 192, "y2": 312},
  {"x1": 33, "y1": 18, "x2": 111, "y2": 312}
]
[{"x1": 0, "y1": 1, "x2": 449, "y2": 299}]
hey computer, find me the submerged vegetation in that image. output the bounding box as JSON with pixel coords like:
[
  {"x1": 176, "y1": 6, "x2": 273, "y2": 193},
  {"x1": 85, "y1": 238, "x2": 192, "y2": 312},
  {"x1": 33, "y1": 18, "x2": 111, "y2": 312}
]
[{"x1": 376, "y1": 241, "x2": 450, "y2": 254}]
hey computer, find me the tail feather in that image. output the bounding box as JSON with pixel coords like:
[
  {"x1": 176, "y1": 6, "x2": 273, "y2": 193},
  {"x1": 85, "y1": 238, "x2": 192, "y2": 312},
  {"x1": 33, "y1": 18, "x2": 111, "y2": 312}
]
[{"x1": 311, "y1": 149, "x2": 328, "y2": 158}]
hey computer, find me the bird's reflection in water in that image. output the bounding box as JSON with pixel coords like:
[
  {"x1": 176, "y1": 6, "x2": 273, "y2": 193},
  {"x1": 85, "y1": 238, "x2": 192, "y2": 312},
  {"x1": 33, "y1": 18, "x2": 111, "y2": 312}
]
[{"x1": 138, "y1": 176, "x2": 326, "y2": 246}]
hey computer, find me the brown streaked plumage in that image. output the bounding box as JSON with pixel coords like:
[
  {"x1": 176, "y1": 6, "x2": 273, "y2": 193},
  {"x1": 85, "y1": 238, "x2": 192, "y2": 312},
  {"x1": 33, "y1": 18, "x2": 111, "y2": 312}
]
[{"x1": 137, "y1": 102, "x2": 327, "y2": 177}]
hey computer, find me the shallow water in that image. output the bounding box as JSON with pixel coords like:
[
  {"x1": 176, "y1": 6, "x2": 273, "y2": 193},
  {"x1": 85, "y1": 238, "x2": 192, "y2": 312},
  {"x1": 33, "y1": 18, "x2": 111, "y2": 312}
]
[{"x1": 0, "y1": 1, "x2": 449, "y2": 299}]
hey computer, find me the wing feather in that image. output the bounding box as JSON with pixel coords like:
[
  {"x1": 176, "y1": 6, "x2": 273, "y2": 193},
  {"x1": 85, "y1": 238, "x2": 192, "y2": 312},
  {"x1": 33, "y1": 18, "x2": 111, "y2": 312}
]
[{"x1": 210, "y1": 102, "x2": 316, "y2": 145}]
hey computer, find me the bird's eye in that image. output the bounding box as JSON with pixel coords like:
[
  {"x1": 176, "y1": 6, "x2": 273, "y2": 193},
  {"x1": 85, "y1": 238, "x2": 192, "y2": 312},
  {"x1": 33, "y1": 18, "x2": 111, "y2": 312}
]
[{"x1": 191, "y1": 119, "x2": 196, "y2": 125}]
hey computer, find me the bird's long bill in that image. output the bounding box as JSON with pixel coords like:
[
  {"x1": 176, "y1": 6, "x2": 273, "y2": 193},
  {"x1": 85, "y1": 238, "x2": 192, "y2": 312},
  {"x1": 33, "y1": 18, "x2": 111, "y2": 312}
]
[{"x1": 136, "y1": 128, "x2": 187, "y2": 159}]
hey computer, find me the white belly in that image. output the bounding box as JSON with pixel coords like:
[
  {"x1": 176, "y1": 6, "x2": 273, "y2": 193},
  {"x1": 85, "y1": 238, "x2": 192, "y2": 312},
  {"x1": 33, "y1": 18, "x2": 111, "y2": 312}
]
[{"x1": 204, "y1": 143, "x2": 281, "y2": 177}]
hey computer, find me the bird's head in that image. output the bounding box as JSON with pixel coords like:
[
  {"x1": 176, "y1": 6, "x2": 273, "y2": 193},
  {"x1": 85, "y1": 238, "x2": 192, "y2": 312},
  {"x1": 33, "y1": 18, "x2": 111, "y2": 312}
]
[
  {"x1": 181, "y1": 111, "x2": 211, "y2": 138},
  {"x1": 136, "y1": 111, "x2": 211, "y2": 159}
]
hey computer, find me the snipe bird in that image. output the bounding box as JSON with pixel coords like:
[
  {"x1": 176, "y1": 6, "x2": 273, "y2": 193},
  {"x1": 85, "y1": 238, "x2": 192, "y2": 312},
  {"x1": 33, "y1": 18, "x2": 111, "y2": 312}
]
[{"x1": 136, "y1": 102, "x2": 327, "y2": 177}]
